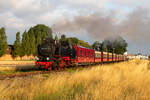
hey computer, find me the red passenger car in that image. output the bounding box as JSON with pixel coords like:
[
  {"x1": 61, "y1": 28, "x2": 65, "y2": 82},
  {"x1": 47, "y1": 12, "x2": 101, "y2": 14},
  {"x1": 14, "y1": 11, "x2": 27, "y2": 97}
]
[{"x1": 73, "y1": 45, "x2": 95, "y2": 65}]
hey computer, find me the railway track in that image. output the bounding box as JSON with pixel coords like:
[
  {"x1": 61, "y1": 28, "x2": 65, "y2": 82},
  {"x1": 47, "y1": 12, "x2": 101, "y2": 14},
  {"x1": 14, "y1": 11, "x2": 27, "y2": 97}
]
[
  {"x1": 0, "y1": 65, "x2": 91, "y2": 80},
  {"x1": 0, "y1": 61, "x2": 126, "y2": 80},
  {"x1": 0, "y1": 70, "x2": 51, "y2": 80}
]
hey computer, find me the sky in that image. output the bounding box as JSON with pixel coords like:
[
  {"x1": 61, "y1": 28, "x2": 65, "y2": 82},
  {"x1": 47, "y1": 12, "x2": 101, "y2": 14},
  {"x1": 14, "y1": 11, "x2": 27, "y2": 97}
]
[{"x1": 0, "y1": 0, "x2": 150, "y2": 55}]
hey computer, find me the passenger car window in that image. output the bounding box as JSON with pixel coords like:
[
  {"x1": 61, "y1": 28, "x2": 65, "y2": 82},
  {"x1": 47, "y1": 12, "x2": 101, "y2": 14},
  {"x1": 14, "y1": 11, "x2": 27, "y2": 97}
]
[
  {"x1": 88, "y1": 51, "x2": 91, "y2": 57},
  {"x1": 80, "y1": 49, "x2": 82, "y2": 57}
]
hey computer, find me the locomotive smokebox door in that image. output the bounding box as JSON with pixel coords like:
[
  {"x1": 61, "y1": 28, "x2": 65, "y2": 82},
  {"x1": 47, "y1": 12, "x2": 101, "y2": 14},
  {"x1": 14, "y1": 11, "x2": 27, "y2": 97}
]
[{"x1": 37, "y1": 38, "x2": 56, "y2": 60}]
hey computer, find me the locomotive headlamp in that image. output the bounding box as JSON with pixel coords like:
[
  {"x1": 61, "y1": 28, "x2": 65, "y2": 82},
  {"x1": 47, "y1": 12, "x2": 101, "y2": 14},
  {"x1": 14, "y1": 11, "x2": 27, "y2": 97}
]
[{"x1": 47, "y1": 57, "x2": 49, "y2": 60}]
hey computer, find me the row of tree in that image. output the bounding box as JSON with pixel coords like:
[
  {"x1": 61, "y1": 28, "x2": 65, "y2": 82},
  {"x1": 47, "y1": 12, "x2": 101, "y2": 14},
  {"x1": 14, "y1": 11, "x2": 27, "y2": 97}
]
[
  {"x1": 0, "y1": 24, "x2": 128, "y2": 58},
  {"x1": 0, "y1": 24, "x2": 53, "y2": 57},
  {"x1": 92, "y1": 36, "x2": 128, "y2": 54},
  {"x1": 12, "y1": 24, "x2": 53, "y2": 57},
  {"x1": 59, "y1": 34, "x2": 128, "y2": 54}
]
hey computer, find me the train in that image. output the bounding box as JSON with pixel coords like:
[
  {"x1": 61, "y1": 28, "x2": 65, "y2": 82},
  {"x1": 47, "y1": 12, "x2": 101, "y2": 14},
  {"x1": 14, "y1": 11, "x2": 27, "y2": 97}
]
[{"x1": 35, "y1": 38, "x2": 127, "y2": 71}]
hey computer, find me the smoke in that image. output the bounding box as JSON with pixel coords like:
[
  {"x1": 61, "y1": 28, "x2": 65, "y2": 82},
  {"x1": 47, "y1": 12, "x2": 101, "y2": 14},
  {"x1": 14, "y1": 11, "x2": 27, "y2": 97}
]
[
  {"x1": 52, "y1": 12, "x2": 117, "y2": 40},
  {"x1": 120, "y1": 8, "x2": 150, "y2": 44},
  {"x1": 52, "y1": 8, "x2": 150, "y2": 45}
]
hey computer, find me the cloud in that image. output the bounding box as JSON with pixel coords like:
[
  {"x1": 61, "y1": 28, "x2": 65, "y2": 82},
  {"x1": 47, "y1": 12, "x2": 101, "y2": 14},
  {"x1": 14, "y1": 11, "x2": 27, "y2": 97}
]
[
  {"x1": 52, "y1": 11, "x2": 116, "y2": 40},
  {"x1": 64, "y1": 0, "x2": 107, "y2": 8},
  {"x1": 0, "y1": 0, "x2": 150, "y2": 54},
  {"x1": 0, "y1": 0, "x2": 17, "y2": 9},
  {"x1": 110, "y1": 0, "x2": 150, "y2": 8},
  {"x1": 52, "y1": 8, "x2": 150, "y2": 45},
  {"x1": 0, "y1": 0, "x2": 61, "y2": 37},
  {"x1": 120, "y1": 8, "x2": 150, "y2": 43}
]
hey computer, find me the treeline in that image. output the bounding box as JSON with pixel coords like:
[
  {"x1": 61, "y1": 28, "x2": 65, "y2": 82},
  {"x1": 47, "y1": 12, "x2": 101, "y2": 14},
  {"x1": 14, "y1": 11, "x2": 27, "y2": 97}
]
[
  {"x1": 13, "y1": 24, "x2": 53, "y2": 57},
  {"x1": 58, "y1": 34, "x2": 127, "y2": 54},
  {"x1": 0, "y1": 24, "x2": 128, "y2": 58},
  {"x1": 0, "y1": 24, "x2": 53, "y2": 57},
  {"x1": 92, "y1": 36, "x2": 128, "y2": 54}
]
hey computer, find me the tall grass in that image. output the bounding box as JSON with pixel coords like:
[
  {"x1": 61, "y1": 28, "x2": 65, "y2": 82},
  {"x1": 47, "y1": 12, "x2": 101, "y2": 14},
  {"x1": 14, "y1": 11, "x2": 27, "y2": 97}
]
[{"x1": 0, "y1": 59, "x2": 150, "y2": 100}]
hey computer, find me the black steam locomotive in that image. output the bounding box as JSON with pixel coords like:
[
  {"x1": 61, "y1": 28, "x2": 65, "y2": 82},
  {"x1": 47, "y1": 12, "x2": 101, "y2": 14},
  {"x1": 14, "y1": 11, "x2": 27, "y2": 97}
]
[{"x1": 36, "y1": 38, "x2": 126, "y2": 71}]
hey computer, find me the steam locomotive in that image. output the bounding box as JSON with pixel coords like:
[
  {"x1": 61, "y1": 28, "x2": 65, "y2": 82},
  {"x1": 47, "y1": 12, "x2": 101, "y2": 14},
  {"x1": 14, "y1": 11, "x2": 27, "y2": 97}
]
[{"x1": 35, "y1": 38, "x2": 126, "y2": 71}]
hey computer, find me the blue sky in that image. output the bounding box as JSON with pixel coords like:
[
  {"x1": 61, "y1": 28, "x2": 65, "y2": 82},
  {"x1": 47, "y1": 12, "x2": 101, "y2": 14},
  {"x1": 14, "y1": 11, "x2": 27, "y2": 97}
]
[{"x1": 0, "y1": 0, "x2": 150, "y2": 55}]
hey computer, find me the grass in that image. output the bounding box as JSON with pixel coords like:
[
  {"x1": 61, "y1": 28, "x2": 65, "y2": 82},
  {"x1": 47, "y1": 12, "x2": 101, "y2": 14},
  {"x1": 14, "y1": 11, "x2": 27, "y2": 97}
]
[
  {"x1": 0, "y1": 70, "x2": 17, "y2": 75},
  {"x1": 0, "y1": 59, "x2": 150, "y2": 100},
  {"x1": 65, "y1": 67, "x2": 86, "y2": 73},
  {"x1": 0, "y1": 65, "x2": 38, "y2": 74}
]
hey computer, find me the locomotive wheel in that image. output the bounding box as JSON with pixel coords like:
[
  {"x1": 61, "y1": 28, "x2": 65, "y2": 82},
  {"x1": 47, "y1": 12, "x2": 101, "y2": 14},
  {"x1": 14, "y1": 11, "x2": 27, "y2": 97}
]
[
  {"x1": 59, "y1": 60, "x2": 66, "y2": 70},
  {"x1": 38, "y1": 66, "x2": 42, "y2": 70},
  {"x1": 39, "y1": 66, "x2": 44, "y2": 70},
  {"x1": 52, "y1": 62, "x2": 59, "y2": 71},
  {"x1": 52, "y1": 64, "x2": 56, "y2": 70}
]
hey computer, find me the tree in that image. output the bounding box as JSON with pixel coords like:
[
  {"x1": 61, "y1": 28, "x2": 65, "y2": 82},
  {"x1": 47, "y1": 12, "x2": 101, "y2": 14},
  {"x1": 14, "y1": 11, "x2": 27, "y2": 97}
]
[
  {"x1": 12, "y1": 32, "x2": 21, "y2": 57},
  {"x1": 27, "y1": 24, "x2": 53, "y2": 55},
  {"x1": 148, "y1": 55, "x2": 150, "y2": 59},
  {"x1": 21, "y1": 30, "x2": 30, "y2": 56},
  {"x1": 61, "y1": 34, "x2": 66, "y2": 41},
  {"x1": 66, "y1": 36, "x2": 91, "y2": 48},
  {"x1": 67, "y1": 37, "x2": 79, "y2": 45},
  {"x1": 102, "y1": 39, "x2": 113, "y2": 52},
  {"x1": 36, "y1": 31, "x2": 42, "y2": 45},
  {"x1": 32, "y1": 24, "x2": 53, "y2": 39},
  {"x1": 78, "y1": 40, "x2": 91, "y2": 48},
  {"x1": 0, "y1": 27, "x2": 8, "y2": 57},
  {"x1": 92, "y1": 41, "x2": 102, "y2": 51},
  {"x1": 102, "y1": 36, "x2": 128, "y2": 54},
  {"x1": 28, "y1": 28, "x2": 36, "y2": 56},
  {"x1": 54, "y1": 35, "x2": 58, "y2": 40},
  {"x1": 137, "y1": 53, "x2": 142, "y2": 55}
]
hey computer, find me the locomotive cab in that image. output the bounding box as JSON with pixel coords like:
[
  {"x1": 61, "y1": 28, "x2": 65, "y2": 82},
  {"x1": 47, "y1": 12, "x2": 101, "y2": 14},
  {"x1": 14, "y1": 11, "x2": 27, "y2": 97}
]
[{"x1": 55, "y1": 39, "x2": 76, "y2": 59}]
